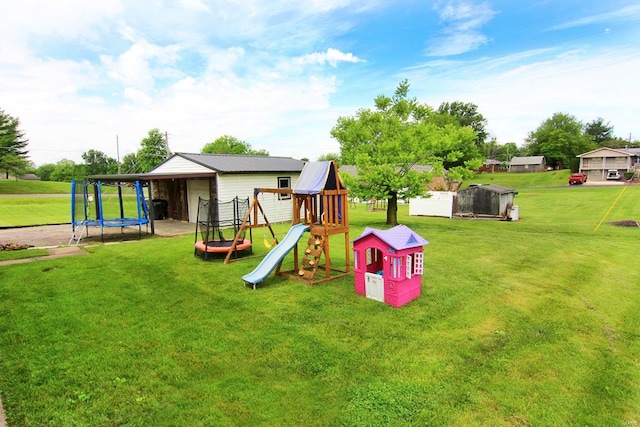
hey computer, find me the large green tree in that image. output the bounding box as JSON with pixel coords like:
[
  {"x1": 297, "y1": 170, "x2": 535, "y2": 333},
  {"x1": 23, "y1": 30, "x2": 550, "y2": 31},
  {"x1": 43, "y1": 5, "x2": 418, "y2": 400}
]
[
  {"x1": 137, "y1": 128, "x2": 169, "y2": 172},
  {"x1": 331, "y1": 80, "x2": 478, "y2": 225},
  {"x1": 81, "y1": 149, "x2": 117, "y2": 176},
  {"x1": 0, "y1": 108, "x2": 29, "y2": 179},
  {"x1": 524, "y1": 113, "x2": 597, "y2": 171},
  {"x1": 201, "y1": 135, "x2": 269, "y2": 156},
  {"x1": 49, "y1": 159, "x2": 85, "y2": 182},
  {"x1": 437, "y1": 101, "x2": 488, "y2": 147}
]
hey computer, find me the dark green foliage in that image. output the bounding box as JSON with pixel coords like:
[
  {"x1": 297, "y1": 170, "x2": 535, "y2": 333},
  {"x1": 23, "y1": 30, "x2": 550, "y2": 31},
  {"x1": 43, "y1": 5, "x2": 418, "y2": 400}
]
[
  {"x1": 0, "y1": 108, "x2": 30, "y2": 179},
  {"x1": 201, "y1": 135, "x2": 269, "y2": 156},
  {"x1": 524, "y1": 112, "x2": 597, "y2": 171}
]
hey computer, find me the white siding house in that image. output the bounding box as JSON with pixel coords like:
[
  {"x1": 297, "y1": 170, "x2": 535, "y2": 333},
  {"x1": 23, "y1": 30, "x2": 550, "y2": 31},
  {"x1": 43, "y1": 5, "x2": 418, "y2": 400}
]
[{"x1": 147, "y1": 153, "x2": 305, "y2": 223}]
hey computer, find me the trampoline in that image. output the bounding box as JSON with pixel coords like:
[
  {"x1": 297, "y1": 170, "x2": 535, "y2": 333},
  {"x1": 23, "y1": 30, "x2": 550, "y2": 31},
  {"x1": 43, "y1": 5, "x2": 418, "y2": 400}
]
[
  {"x1": 194, "y1": 196, "x2": 253, "y2": 260},
  {"x1": 69, "y1": 180, "x2": 150, "y2": 245},
  {"x1": 194, "y1": 238, "x2": 252, "y2": 253}
]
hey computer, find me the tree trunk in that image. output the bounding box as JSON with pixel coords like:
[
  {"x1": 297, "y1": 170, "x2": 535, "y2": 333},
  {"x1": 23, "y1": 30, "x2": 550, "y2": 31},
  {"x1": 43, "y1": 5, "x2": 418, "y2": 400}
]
[{"x1": 386, "y1": 192, "x2": 399, "y2": 225}]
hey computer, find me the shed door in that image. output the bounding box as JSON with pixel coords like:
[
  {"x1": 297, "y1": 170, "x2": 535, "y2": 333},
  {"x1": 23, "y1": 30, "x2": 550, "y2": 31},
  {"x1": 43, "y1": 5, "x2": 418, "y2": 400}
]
[
  {"x1": 365, "y1": 272, "x2": 384, "y2": 302},
  {"x1": 188, "y1": 179, "x2": 211, "y2": 223}
]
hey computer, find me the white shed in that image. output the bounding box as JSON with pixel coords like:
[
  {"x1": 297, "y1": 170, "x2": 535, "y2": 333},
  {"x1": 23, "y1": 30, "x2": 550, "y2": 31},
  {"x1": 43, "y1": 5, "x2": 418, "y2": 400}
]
[
  {"x1": 102, "y1": 153, "x2": 306, "y2": 224},
  {"x1": 409, "y1": 191, "x2": 456, "y2": 218}
]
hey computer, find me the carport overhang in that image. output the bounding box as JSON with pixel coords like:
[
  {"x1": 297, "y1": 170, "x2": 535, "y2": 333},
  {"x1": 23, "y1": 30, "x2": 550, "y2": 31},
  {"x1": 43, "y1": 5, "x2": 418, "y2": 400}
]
[{"x1": 86, "y1": 172, "x2": 218, "y2": 234}]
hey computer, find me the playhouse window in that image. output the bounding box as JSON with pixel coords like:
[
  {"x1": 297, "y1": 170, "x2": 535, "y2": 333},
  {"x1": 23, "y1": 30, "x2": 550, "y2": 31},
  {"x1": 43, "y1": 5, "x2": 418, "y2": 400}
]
[
  {"x1": 413, "y1": 252, "x2": 424, "y2": 275},
  {"x1": 278, "y1": 176, "x2": 291, "y2": 200},
  {"x1": 353, "y1": 249, "x2": 360, "y2": 270},
  {"x1": 391, "y1": 257, "x2": 402, "y2": 279},
  {"x1": 366, "y1": 248, "x2": 378, "y2": 265},
  {"x1": 405, "y1": 253, "x2": 424, "y2": 279}
]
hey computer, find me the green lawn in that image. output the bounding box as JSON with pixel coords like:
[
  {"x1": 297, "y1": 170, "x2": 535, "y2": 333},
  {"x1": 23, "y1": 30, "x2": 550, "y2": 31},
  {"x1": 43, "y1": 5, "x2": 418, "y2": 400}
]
[
  {"x1": 465, "y1": 169, "x2": 572, "y2": 189},
  {"x1": 1, "y1": 184, "x2": 640, "y2": 425},
  {"x1": 0, "y1": 179, "x2": 71, "y2": 194},
  {"x1": 0, "y1": 182, "x2": 140, "y2": 227}
]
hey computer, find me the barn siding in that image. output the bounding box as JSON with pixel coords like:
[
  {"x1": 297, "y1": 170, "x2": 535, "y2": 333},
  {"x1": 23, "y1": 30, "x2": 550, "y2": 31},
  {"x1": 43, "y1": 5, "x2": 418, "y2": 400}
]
[{"x1": 455, "y1": 186, "x2": 516, "y2": 217}]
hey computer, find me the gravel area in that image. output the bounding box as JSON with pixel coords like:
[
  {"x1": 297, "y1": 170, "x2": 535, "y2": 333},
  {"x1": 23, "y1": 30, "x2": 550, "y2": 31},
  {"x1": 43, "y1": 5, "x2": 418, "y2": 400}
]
[{"x1": 0, "y1": 221, "x2": 194, "y2": 249}]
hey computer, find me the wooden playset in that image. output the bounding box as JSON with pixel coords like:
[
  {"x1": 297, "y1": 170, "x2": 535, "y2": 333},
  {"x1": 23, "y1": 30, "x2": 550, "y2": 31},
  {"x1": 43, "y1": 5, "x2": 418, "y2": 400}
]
[{"x1": 235, "y1": 161, "x2": 351, "y2": 286}]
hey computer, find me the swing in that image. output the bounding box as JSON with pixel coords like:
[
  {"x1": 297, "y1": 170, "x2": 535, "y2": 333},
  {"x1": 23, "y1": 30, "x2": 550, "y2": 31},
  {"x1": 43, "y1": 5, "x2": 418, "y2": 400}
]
[{"x1": 262, "y1": 192, "x2": 280, "y2": 248}]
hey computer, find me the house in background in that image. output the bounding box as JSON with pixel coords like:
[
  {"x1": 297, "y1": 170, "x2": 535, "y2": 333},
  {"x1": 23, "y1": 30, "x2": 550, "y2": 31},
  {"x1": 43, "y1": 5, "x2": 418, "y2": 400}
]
[
  {"x1": 478, "y1": 159, "x2": 508, "y2": 173},
  {"x1": 90, "y1": 153, "x2": 305, "y2": 224},
  {"x1": 577, "y1": 147, "x2": 640, "y2": 181},
  {"x1": 509, "y1": 156, "x2": 546, "y2": 173}
]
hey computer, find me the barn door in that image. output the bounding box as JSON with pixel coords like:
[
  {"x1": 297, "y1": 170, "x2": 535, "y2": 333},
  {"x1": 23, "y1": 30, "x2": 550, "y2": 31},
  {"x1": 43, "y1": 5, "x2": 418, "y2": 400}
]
[{"x1": 365, "y1": 272, "x2": 384, "y2": 302}]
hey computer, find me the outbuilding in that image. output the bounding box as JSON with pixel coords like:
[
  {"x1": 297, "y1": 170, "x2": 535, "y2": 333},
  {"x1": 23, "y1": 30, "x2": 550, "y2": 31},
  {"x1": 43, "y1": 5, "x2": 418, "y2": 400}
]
[
  {"x1": 91, "y1": 153, "x2": 305, "y2": 224},
  {"x1": 454, "y1": 184, "x2": 518, "y2": 220},
  {"x1": 509, "y1": 156, "x2": 546, "y2": 173}
]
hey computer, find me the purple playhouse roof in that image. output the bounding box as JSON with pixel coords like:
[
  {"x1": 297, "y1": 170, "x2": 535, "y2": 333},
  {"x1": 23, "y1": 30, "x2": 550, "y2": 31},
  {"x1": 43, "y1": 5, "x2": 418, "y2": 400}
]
[{"x1": 354, "y1": 225, "x2": 429, "y2": 250}]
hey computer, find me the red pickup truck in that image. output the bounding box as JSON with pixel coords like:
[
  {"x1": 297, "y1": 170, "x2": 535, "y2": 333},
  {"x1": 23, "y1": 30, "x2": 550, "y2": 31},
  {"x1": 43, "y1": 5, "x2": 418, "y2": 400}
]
[{"x1": 568, "y1": 172, "x2": 588, "y2": 185}]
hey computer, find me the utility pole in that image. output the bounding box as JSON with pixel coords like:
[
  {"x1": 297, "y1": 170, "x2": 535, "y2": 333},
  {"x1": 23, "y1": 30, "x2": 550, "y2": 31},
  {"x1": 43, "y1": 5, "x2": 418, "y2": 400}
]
[
  {"x1": 164, "y1": 132, "x2": 170, "y2": 157},
  {"x1": 116, "y1": 135, "x2": 121, "y2": 174}
]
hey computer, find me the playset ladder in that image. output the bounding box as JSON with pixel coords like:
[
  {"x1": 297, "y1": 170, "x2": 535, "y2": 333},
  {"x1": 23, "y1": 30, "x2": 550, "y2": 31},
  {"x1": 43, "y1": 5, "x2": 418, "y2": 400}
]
[{"x1": 298, "y1": 233, "x2": 326, "y2": 280}]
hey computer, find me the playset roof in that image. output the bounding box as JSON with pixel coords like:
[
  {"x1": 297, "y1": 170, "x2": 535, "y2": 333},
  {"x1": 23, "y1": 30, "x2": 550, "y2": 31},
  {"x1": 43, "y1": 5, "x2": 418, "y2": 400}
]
[{"x1": 293, "y1": 161, "x2": 345, "y2": 195}]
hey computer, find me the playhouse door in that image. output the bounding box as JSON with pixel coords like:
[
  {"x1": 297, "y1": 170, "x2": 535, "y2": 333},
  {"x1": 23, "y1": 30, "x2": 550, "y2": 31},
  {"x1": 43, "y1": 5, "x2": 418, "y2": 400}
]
[{"x1": 365, "y1": 272, "x2": 384, "y2": 302}]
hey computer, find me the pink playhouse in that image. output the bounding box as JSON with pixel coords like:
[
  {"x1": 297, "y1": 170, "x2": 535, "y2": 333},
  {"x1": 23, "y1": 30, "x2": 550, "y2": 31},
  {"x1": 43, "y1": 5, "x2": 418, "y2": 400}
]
[{"x1": 352, "y1": 225, "x2": 429, "y2": 307}]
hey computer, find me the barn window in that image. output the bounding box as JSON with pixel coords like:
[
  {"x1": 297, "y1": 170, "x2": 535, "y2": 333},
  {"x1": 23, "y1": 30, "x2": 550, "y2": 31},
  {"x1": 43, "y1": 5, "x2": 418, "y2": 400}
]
[{"x1": 278, "y1": 177, "x2": 291, "y2": 200}]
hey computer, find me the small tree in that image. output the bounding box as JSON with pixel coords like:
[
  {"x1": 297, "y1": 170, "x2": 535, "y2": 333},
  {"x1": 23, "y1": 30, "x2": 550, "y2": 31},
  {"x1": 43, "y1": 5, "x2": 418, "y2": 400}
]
[
  {"x1": 584, "y1": 118, "x2": 614, "y2": 145},
  {"x1": 137, "y1": 128, "x2": 169, "y2": 172},
  {"x1": 201, "y1": 135, "x2": 269, "y2": 156},
  {"x1": 317, "y1": 153, "x2": 341, "y2": 162},
  {"x1": 0, "y1": 153, "x2": 30, "y2": 180},
  {"x1": 49, "y1": 159, "x2": 85, "y2": 182},
  {"x1": 36, "y1": 163, "x2": 57, "y2": 181},
  {"x1": 0, "y1": 108, "x2": 29, "y2": 179},
  {"x1": 120, "y1": 153, "x2": 141, "y2": 174}
]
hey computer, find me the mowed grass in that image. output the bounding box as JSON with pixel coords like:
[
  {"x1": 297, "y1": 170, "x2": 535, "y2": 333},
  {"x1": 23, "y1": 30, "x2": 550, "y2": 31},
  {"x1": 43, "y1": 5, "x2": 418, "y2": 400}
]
[
  {"x1": 465, "y1": 169, "x2": 572, "y2": 188},
  {"x1": 1, "y1": 183, "x2": 640, "y2": 426},
  {"x1": 0, "y1": 183, "x2": 140, "y2": 227},
  {"x1": 0, "y1": 179, "x2": 71, "y2": 194}
]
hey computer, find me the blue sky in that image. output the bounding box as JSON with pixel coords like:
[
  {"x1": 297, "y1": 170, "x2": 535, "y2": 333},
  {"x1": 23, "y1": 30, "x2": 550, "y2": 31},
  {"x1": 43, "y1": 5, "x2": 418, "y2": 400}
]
[{"x1": 1, "y1": 0, "x2": 639, "y2": 167}]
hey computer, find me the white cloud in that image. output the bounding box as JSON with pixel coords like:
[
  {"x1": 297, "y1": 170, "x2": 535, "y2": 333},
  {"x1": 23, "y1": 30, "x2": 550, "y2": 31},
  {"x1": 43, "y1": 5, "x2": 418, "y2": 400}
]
[
  {"x1": 426, "y1": 0, "x2": 495, "y2": 57},
  {"x1": 295, "y1": 48, "x2": 364, "y2": 68},
  {"x1": 547, "y1": 4, "x2": 640, "y2": 31},
  {"x1": 406, "y1": 45, "x2": 640, "y2": 145},
  {"x1": 178, "y1": 0, "x2": 212, "y2": 13}
]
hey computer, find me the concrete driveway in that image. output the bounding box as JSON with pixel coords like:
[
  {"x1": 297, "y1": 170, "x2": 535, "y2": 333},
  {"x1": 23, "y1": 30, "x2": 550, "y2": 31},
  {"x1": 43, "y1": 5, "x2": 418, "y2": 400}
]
[{"x1": 0, "y1": 220, "x2": 194, "y2": 249}]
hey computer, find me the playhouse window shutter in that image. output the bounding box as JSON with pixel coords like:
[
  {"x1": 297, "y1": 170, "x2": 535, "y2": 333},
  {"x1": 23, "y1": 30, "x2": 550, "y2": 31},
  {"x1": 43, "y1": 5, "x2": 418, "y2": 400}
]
[
  {"x1": 406, "y1": 255, "x2": 412, "y2": 279},
  {"x1": 414, "y1": 252, "x2": 424, "y2": 275}
]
